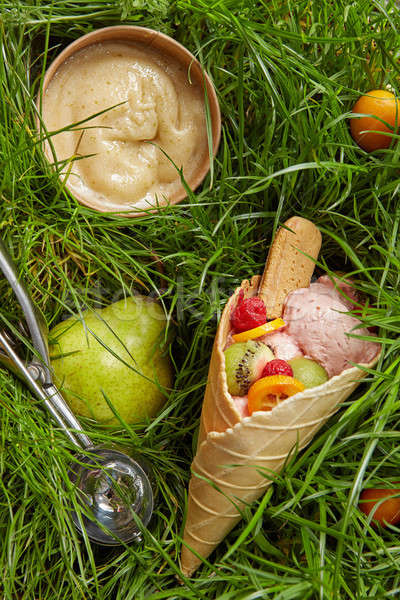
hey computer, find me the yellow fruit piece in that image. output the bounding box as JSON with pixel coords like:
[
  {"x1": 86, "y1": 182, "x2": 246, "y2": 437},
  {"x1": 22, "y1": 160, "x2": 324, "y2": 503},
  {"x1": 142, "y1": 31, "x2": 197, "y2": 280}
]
[
  {"x1": 247, "y1": 375, "x2": 305, "y2": 415},
  {"x1": 232, "y1": 318, "x2": 285, "y2": 342}
]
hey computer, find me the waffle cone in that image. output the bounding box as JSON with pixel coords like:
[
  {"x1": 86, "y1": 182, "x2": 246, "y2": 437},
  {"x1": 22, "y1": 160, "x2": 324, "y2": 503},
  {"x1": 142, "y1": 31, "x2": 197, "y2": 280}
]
[{"x1": 180, "y1": 217, "x2": 380, "y2": 577}]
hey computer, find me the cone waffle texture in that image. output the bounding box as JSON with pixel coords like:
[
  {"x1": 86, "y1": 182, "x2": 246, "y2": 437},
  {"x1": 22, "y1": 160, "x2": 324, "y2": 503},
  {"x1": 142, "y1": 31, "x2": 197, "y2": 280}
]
[{"x1": 181, "y1": 276, "x2": 380, "y2": 577}]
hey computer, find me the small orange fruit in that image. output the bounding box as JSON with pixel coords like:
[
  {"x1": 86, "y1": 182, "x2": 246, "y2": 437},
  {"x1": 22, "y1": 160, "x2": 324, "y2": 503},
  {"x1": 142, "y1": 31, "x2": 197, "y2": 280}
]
[
  {"x1": 350, "y1": 89, "x2": 400, "y2": 152},
  {"x1": 359, "y1": 487, "x2": 400, "y2": 527}
]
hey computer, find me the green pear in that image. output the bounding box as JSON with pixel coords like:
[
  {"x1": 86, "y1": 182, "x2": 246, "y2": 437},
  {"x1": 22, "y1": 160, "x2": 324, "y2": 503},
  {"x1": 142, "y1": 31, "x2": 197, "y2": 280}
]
[{"x1": 49, "y1": 296, "x2": 173, "y2": 425}]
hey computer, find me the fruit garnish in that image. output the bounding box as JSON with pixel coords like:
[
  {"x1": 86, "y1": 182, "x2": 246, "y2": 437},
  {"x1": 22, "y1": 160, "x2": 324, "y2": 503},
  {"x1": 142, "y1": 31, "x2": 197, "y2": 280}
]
[
  {"x1": 224, "y1": 341, "x2": 274, "y2": 396},
  {"x1": 232, "y1": 318, "x2": 285, "y2": 342},
  {"x1": 359, "y1": 487, "x2": 400, "y2": 527},
  {"x1": 262, "y1": 359, "x2": 293, "y2": 378},
  {"x1": 231, "y1": 291, "x2": 267, "y2": 333},
  {"x1": 288, "y1": 357, "x2": 329, "y2": 389},
  {"x1": 247, "y1": 375, "x2": 305, "y2": 415},
  {"x1": 350, "y1": 89, "x2": 400, "y2": 152}
]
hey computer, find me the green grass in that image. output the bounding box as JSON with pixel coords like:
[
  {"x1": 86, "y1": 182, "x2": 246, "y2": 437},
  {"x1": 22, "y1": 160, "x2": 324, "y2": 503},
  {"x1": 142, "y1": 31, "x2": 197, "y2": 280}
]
[{"x1": 1, "y1": 0, "x2": 400, "y2": 598}]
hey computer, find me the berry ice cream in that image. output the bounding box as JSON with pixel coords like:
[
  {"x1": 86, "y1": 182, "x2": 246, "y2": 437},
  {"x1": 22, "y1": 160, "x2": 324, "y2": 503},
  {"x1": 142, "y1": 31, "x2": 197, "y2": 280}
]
[{"x1": 282, "y1": 276, "x2": 380, "y2": 377}]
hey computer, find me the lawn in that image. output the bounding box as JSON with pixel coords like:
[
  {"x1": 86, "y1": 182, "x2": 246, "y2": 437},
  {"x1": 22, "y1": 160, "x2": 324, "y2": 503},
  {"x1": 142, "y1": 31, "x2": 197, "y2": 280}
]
[{"x1": 1, "y1": 0, "x2": 400, "y2": 598}]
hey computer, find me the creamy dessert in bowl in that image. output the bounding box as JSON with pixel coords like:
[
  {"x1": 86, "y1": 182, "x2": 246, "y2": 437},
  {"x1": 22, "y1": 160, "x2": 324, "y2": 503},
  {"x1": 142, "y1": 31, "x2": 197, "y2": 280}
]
[{"x1": 37, "y1": 27, "x2": 221, "y2": 216}]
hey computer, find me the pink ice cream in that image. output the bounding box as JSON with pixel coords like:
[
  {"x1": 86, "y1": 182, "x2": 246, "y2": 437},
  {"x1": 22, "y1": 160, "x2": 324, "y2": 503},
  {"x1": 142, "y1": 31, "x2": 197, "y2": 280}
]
[
  {"x1": 281, "y1": 276, "x2": 379, "y2": 377},
  {"x1": 233, "y1": 395, "x2": 250, "y2": 419},
  {"x1": 261, "y1": 331, "x2": 302, "y2": 362}
]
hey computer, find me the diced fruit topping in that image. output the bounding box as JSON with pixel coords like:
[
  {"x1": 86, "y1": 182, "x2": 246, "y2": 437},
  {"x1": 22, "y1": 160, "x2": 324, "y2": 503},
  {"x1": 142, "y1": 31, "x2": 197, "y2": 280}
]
[
  {"x1": 288, "y1": 357, "x2": 329, "y2": 389},
  {"x1": 224, "y1": 341, "x2": 274, "y2": 396},
  {"x1": 231, "y1": 291, "x2": 267, "y2": 333},
  {"x1": 262, "y1": 359, "x2": 293, "y2": 378},
  {"x1": 232, "y1": 318, "x2": 285, "y2": 343},
  {"x1": 359, "y1": 488, "x2": 400, "y2": 527},
  {"x1": 247, "y1": 375, "x2": 305, "y2": 415}
]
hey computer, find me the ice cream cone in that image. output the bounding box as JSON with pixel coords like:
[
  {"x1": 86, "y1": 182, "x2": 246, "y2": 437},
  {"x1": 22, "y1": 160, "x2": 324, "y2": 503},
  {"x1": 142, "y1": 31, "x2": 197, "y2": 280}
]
[{"x1": 180, "y1": 217, "x2": 380, "y2": 577}]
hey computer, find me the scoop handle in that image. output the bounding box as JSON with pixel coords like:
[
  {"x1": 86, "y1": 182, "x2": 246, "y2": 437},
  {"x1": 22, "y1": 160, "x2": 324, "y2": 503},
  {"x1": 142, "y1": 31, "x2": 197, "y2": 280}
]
[
  {"x1": 0, "y1": 238, "x2": 52, "y2": 385},
  {"x1": 0, "y1": 331, "x2": 92, "y2": 448},
  {"x1": 258, "y1": 216, "x2": 322, "y2": 319}
]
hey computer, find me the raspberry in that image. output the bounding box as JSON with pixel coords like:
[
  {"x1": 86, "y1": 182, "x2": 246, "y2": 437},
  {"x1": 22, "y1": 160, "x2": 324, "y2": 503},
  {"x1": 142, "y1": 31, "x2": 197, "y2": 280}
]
[
  {"x1": 231, "y1": 291, "x2": 267, "y2": 333},
  {"x1": 262, "y1": 359, "x2": 293, "y2": 378}
]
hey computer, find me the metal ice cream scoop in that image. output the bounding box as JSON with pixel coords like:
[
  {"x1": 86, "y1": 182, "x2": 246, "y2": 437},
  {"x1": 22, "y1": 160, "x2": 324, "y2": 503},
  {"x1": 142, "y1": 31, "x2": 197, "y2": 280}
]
[{"x1": 0, "y1": 238, "x2": 153, "y2": 546}]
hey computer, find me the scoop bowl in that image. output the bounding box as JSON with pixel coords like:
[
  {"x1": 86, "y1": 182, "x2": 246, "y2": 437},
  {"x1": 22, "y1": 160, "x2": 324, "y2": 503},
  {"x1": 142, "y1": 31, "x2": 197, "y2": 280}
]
[{"x1": 69, "y1": 446, "x2": 154, "y2": 546}]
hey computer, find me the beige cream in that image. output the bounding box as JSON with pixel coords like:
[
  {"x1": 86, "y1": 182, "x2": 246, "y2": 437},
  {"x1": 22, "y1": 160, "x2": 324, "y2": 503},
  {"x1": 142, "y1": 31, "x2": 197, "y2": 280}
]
[{"x1": 41, "y1": 41, "x2": 209, "y2": 212}]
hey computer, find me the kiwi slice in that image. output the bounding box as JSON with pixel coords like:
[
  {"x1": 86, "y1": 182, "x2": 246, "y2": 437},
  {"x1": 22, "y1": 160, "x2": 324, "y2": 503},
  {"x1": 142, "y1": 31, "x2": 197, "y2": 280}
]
[
  {"x1": 224, "y1": 341, "x2": 274, "y2": 396},
  {"x1": 288, "y1": 357, "x2": 329, "y2": 389}
]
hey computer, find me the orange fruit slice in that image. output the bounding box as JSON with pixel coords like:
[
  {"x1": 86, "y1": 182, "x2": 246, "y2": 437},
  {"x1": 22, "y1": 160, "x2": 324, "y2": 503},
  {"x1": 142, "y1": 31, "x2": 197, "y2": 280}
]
[
  {"x1": 247, "y1": 375, "x2": 305, "y2": 415},
  {"x1": 232, "y1": 318, "x2": 285, "y2": 342}
]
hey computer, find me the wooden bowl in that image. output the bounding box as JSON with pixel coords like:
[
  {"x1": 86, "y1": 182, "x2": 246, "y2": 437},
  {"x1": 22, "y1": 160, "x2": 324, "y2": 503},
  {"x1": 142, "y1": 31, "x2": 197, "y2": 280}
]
[{"x1": 37, "y1": 26, "x2": 221, "y2": 217}]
